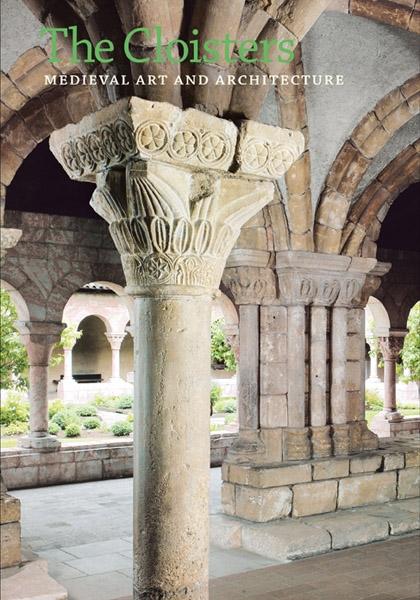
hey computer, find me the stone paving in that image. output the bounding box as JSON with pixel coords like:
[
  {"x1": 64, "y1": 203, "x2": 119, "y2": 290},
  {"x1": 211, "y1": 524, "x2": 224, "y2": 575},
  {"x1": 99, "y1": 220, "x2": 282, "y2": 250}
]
[{"x1": 11, "y1": 468, "x2": 420, "y2": 600}]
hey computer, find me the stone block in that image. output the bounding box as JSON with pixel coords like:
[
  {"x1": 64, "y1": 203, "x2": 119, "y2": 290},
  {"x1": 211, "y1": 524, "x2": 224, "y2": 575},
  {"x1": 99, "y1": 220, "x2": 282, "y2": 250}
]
[
  {"x1": 209, "y1": 515, "x2": 242, "y2": 549},
  {"x1": 102, "y1": 458, "x2": 133, "y2": 479},
  {"x1": 398, "y1": 468, "x2": 420, "y2": 499},
  {"x1": 292, "y1": 480, "x2": 338, "y2": 517},
  {"x1": 405, "y1": 450, "x2": 420, "y2": 468},
  {"x1": 241, "y1": 520, "x2": 331, "y2": 561},
  {"x1": 313, "y1": 458, "x2": 349, "y2": 480},
  {"x1": 2, "y1": 466, "x2": 39, "y2": 490},
  {"x1": 221, "y1": 482, "x2": 236, "y2": 516},
  {"x1": 260, "y1": 332, "x2": 287, "y2": 364},
  {"x1": 0, "y1": 493, "x2": 20, "y2": 524},
  {"x1": 350, "y1": 454, "x2": 382, "y2": 474},
  {"x1": 235, "y1": 485, "x2": 292, "y2": 522},
  {"x1": 260, "y1": 306, "x2": 287, "y2": 333},
  {"x1": 1, "y1": 559, "x2": 67, "y2": 599},
  {"x1": 229, "y1": 463, "x2": 311, "y2": 488},
  {"x1": 38, "y1": 463, "x2": 76, "y2": 486},
  {"x1": 260, "y1": 362, "x2": 288, "y2": 395},
  {"x1": 397, "y1": 498, "x2": 420, "y2": 514},
  {"x1": 383, "y1": 452, "x2": 405, "y2": 471},
  {"x1": 260, "y1": 394, "x2": 288, "y2": 428},
  {"x1": 362, "y1": 503, "x2": 420, "y2": 536},
  {"x1": 75, "y1": 460, "x2": 103, "y2": 482},
  {"x1": 0, "y1": 522, "x2": 21, "y2": 568},
  {"x1": 305, "y1": 512, "x2": 389, "y2": 549},
  {"x1": 338, "y1": 472, "x2": 397, "y2": 509}
]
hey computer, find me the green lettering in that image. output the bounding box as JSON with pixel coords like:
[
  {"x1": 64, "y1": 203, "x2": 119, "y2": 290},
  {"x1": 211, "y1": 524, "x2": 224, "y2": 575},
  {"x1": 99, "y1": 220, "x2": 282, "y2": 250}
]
[
  {"x1": 40, "y1": 27, "x2": 68, "y2": 63},
  {"x1": 277, "y1": 39, "x2": 295, "y2": 64},
  {"x1": 95, "y1": 39, "x2": 114, "y2": 63},
  {"x1": 237, "y1": 40, "x2": 258, "y2": 63},
  {"x1": 124, "y1": 28, "x2": 149, "y2": 63}
]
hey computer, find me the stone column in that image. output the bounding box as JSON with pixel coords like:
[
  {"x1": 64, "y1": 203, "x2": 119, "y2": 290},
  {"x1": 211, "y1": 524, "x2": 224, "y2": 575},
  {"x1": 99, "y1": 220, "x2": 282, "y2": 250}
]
[
  {"x1": 367, "y1": 339, "x2": 380, "y2": 382},
  {"x1": 222, "y1": 266, "x2": 276, "y2": 461},
  {"x1": 50, "y1": 97, "x2": 304, "y2": 600},
  {"x1": 105, "y1": 332, "x2": 126, "y2": 381},
  {"x1": 63, "y1": 347, "x2": 74, "y2": 380},
  {"x1": 378, "y1": 333, "x2": 405, "y2": 421},
  {"x1": 20, "y1": 322, "x2": 64, "y2": 451}
]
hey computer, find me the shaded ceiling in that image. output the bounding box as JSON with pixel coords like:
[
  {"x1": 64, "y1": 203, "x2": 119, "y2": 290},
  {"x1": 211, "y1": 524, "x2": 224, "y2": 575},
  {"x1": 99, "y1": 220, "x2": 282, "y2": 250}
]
[
  {"x1": 378, "y1": 182, "x2": 420, "y2": 253},
  {"x1": 6, "y1": 138, "x2": 98, "y2": 219}
]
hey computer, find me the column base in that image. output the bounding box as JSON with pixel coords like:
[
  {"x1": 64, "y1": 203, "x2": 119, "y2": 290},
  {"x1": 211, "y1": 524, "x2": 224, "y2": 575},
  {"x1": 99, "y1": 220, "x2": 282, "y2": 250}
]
[
  {"x1": 20, "y1": 434, "x2": 61, "y2": 452},
  {"x1": 283, "y1": 427, "x2": 311, "y2": 461},
  {"x1": 227, "y1": 431, "x2": 266, "y2": 464},
  {"x1": 311, "y1": 425, "x2": 332, "y2": 458},
  {"x1": 332, "y1": 424, "x2": 351, "y2": 456}
]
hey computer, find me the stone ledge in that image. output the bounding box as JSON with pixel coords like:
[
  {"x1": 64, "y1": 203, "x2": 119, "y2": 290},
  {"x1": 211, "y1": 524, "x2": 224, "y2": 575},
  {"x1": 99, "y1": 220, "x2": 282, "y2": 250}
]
[
  {"x1": 0, "y1": 559, "x2": 67, "y2": 600},
  {"x1": 211, "y1": 499, "x2": 420, "y2": 561},
  {"x1": 1, "y1": 433, "x2": 237, "y2": 490}
]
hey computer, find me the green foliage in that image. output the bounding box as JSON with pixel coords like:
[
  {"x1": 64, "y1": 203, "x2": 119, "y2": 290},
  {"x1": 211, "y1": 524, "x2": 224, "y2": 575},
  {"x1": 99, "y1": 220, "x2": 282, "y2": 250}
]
[
  {"x1": 126, "y1": 412, "x2": 134, "y2": 423},
  {"x1": 115, "y1": 395, "x2": 133, "y2": 410},
  {"x1": 75, "y1": 404, "x2": 97, "y2": 417},
  {"x1": 64, "y1": 422, "x2": 81, "y2": 437},
  {"x1": 401, "y1": 302, "x2": 420, "y2": 382},
  {"x1": 224, "y1": 413, "x2": 236, "y2": 425},
  {"x1": 210, "y1": 385, "x2": 222, "y2": 414},
  {"x1": 83, "y1": 417, "x2": 101, "y2": 430},
  {"x1": 211, "y1": 319, "x2": 237, "y2": 372},
  {"x1": 111, "y1": 420, "x2": 132, "y2": 436},
  {"x1": 365, "y1": 389, "x2": 383, "y2": 410},
  {"x1": 0, "y1": 289, "x2": 28, "y2": 390},
  {"x1": 0, "y1": 391, "x2": 29, "y2": 426},
  {"x1": 50, "y1": 325, "x2": 83, "y2": 367},
  {"x1": 48, "y1": 422, "x2": 61, "y2": 435},
  {"x1": 92, "y1": 394, "x2": 116, "y2": 408},
  {"x1": 1, "y1": 421, "x2": 28, "y2": 436},
  {"x1": 224, "y1": 399, "x2": 237, "y2": 414},
  {"x1": 51, "y1": 409, "x2": 80, "y2": 430},
  {"x1": 48, "y1": 399, "x2": 65, "y2": 419}
]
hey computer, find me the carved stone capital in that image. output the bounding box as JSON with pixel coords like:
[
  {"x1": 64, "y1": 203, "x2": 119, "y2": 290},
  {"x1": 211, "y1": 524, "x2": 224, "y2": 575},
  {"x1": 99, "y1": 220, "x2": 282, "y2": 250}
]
[
  {"x1": 50, "y1": 99, "x2": 304, "y2": 297},
  {"x1": 222, "y1": 267, "x2": 276, "y2": 305},
  {"x1": 379, "y1": 335, "x2": 405, "y2": 361},
  {"x1": 50, "y1": 97, "x2": 304, "y2": 182},
  {"x1": 19, "y1": 321, "x2": 64, "y2": 366},
  {"x1": 105, "y1": 332, "x2": 126, "y2": 350},
  {"x1": 357, "y1": 262, "x2": 391, "y2": 308}
]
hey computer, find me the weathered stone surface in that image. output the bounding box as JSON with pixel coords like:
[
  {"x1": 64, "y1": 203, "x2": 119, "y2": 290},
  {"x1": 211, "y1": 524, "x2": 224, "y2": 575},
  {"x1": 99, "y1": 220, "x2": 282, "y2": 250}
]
[
  {"x1": 383, "y1": 452, "x2": 405, "y2": 471},
  {"x1": 350, "y1": 454, "x2": 382, "y2": 474},
  {"x1": 221, "y1": 482, "x2": 236, "y2": 516},
  {"x1": 241, "y1": 520, "x2": 331, "y2": 561},
  {"x1": 0, "y1": 494, "x2": 20, "y2": 524},
  {"x1": 209, "y1": 515, "x2": 242, "y2": 550},
  {"x1": 235, "y1": 485, "x2": 292, "y2": 522},
  {"x1": 338, "y1": 472, "x2": 397, "y2": 509},
  {"x1": 405, "y1": 450, "x2": 420, "y2": 468},
  {"x1": 362, "y1": 503, "x2": 420, "y2": 535},
  {"x1": 228, "y1": 463, "x2": 311, "y2": 488},
  {"x1": 305, "y1": 512, "x2": 389, "y2": 549},
  {"x1": 313, "y1": 458, "x2": 349, "y2": 480},
  {"x1": 293, "y1": 480, "x2": 338, "y2": 517},
  {"x1": 260, "y1": 395, "x2": 288, "y2": 428},
  {"x1": 398, "y1": 468, "x2": 420, "y2": 499},
  {"x1": 0, "y1": 522, "x2": 21, "y2": 568},
  {"x1": 0, "y1": 558, "x2": 67, "y2": 599}
]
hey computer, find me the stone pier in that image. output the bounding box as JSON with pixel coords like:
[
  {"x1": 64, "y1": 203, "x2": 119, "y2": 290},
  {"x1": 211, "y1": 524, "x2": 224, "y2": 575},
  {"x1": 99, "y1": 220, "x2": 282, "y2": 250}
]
[{"x1": 50, "y1": 97, "x2": 304, "y2": 599}]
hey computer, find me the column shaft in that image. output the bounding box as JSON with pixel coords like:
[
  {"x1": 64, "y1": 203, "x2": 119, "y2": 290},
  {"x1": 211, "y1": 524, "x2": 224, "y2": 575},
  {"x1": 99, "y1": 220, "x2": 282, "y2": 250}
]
[
  {"x1": 29, "y1": 365, "x2": 49, "y2": 437},
  {"x1": 383, "y1": 357, "x2": 397, "y2": 412},
  {"x1": 238, "y1": 304, "x2": 259, "y2": 431},
  {"x1": 310, "y1": 305, "x2": 328, "y2": 426},
  {"x1": 63, "y1": 348, "x2": 73, "y2": 380},
  {"x1": 287, "y1": 305, "x2": 306, "y2": 428},
  {"x1": 133, "y1": 295, "x2": 211, "y2": 600},
  {"x1": 331, "y1": 306, "x2": 348, "y2": 424},
  {"x1": 111, "y1": 348, "x2": 120, "y2": 380}
]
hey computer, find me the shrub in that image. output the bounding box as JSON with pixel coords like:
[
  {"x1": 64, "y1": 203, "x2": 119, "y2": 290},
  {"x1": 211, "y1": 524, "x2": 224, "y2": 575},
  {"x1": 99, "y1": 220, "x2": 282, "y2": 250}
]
[
  {"x1": 365, "y1": 389, "x2": 383, "y2": 410},
  {"x1": 224, "y1": 399, "x2": 237, "y2": 414},
  {"x1": 48, "y1": 399, "x2": 65, "y2": 419},
  {"x1": 1, "y1": 421, "x2": 28, "y2": 436},
  {"x1": 64, "y1": 422, "x2": 81, "y2": 437},
  {"x1": 92, "y1": 394, "x2": 117, "y2": 408},
  {"x1": 111, "y1": 420, "x2": 132, "y2": 436},
  {"x1": 0, "y1": 392, "x2": 29, "y2": 426},
  {"x1": 210, "y1": 385, "x2": 222, "y2": 415},
  {"x1": 48, "y1": 422, "x2": 61, "y2": 435},
  {"x1": 126, "y1": 412, "x2": 134, "y2": 423},
  {"x1": 83, "y1": 417, "x2": 101, "y2": 430},
  {"x1": 51, "y1": 409, "x2": 80, "y2": 430},
  {"x1": 211, "y1": 319, "x2": 237, "y2": 372},
  {"x1": 76, "y1": 404, "x2": 97, "y2": 417},
  {"x1": 115, "y1": 395, "x2": 133, "y2": 410}
]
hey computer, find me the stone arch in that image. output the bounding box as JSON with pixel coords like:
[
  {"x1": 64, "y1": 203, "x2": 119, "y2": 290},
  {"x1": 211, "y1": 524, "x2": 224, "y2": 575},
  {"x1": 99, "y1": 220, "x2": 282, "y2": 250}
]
[
  {"x1": 0, "y1": 279, "x2": 30, "y2": 328},
  {"x1": 341, "y1": 142, "x2": 420, "y2": 257},
  {"x1": 365, "y1": 296, "x2": 391, "y2": 338},
  {"x1": 314, "y1": 74, "x2": 420, "y2": 254},
  {"x1": 1, "y1": 47, "x2": 96, "y2": 196},
  {"x1": 343, "y1": 0, "x2": 419, "y2": 34}
]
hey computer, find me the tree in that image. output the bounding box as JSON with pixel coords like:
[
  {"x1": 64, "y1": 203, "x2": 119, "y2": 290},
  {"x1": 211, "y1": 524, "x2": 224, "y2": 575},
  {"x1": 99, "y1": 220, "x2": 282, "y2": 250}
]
[
  {"x1": 211, "y1": 319, "x2": 237, "y2": 372},
  {"x1": 50, "y1": 324, "x2": 83, "y2": 366},
  {"x1": 0, "y1": 289, "x2": 28, "y2": 390},
  {"x1": 401, "y1": 302, "x2": 420, "y2": 382}
]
